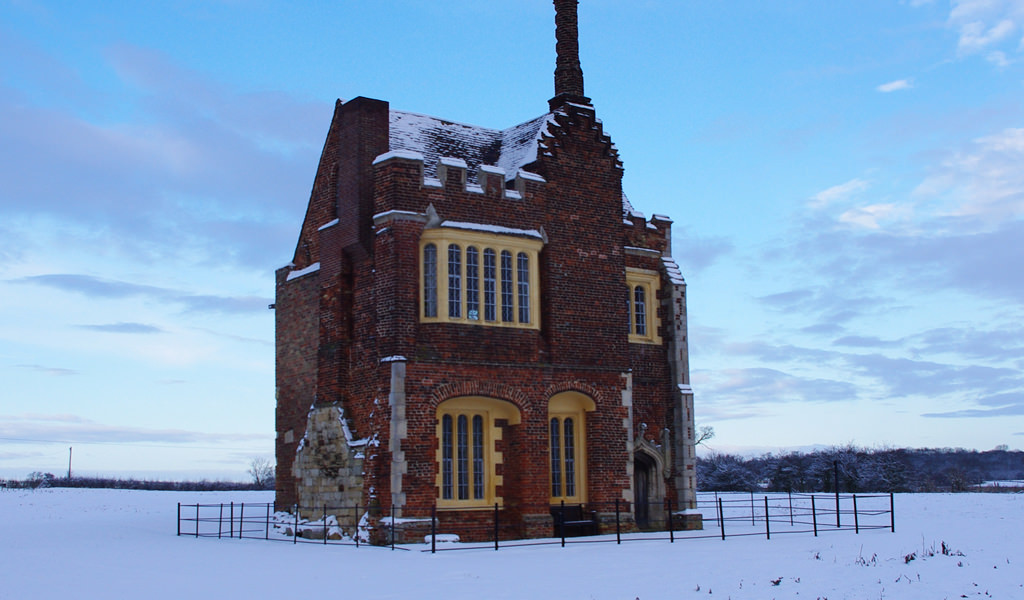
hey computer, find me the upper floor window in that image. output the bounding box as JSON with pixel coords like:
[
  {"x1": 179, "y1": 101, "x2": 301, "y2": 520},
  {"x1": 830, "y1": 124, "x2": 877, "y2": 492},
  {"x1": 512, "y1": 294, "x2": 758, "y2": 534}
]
[
  {"x1": 420, "y1": 228, "x2": 543, "y2": 330},
  {"x1": 423, "y1": 243, "x2": 438, "y2": 318},
  {"x1": 626, "y1": 268, "x2": 662, "y2": 344}
]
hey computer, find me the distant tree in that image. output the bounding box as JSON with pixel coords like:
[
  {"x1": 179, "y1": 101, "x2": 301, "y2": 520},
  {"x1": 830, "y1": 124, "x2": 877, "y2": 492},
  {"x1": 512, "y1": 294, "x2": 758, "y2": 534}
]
[
  {"x1": 248, "y1": 457, "x2": 275, "y2": 489},
  {"x1": 695, "y1": 425, "x2": 715, "y2": 447},
  {"x1": 26, "y1": 472, "x2": 56, "y2": 489},
  {"x1": 697, "y1": 453, "x2": 757, "y2": 491}
]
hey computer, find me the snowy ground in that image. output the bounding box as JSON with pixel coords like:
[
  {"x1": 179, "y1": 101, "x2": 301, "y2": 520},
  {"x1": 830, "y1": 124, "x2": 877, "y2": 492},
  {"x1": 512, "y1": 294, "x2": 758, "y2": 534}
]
[{"x1": 2, "y1": 489, "x2": 1021, "y2": 599}]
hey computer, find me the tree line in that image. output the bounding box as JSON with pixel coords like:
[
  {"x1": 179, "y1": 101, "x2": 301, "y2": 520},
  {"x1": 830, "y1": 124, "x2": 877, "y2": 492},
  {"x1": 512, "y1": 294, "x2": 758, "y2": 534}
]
[{"x1": 698, "y1": 445, "x2": 1024, "y2": 493}]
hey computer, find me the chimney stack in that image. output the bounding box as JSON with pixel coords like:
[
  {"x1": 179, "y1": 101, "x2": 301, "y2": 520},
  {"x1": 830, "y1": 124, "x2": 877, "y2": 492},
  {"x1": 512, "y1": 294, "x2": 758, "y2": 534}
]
[{"x1": 551, "y1": 0, "x2": 591, "y2": 109}]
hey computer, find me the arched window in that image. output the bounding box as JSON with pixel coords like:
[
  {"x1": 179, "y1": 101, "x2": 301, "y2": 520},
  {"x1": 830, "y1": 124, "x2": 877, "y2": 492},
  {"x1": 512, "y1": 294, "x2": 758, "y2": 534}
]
[
  {"x1": 419, "y1": 229, "x2": 542, "y2": 329},
  {"x1": 483, "y1": 249, "x2": 497, "y2": 321},
  {"x1": 548, "y1": 392, "x2": 595, "y2": 503},
  {"x1": 447, "y1": 244, "x2": 461, "y2": 318},
  {"x1": 436, "y1": 397, "x2": 521, "y2": 507},
  {"x1": 633, "y1": 285, "x2": 646, "y2": 336},
  {"x1": 626, "y1": 268, "x2": 662, "y2": 344},
  {"x1": 423, "y1": 243, "x2": 437, "y2": 318},
  {"x1": 517, "y1": 252, "x2": 530, "y2": 324},
  {"x1": 500, "y1": 250, "x2": 513, "y2": 322},
  {"x1": 466, "y1": 246, "x2": 479, "y2": 320}
]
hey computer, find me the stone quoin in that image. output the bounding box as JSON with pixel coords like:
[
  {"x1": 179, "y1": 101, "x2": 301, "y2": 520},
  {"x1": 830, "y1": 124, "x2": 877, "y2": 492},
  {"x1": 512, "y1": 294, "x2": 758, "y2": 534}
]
[{"x1": 274, "y1": 0, "x2": 700, "y2": 543}]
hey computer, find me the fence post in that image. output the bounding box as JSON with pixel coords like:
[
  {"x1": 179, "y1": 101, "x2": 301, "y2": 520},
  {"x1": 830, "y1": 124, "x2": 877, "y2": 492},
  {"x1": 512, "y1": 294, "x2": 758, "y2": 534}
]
[
  {"x1": 391, "y1": 510, "x2": 395, "y2": 551},
  {"x1": 177, "y1": 503, "x2": 181, "y2": 536},
  {"x1": 890, "y1": 492, "x2": 895, "y2": 532},
  {"x1": 265, "y1": 503, "x2": 270, "y2": 540},
  {"x1": 718, "y1": 497, "x2": 725, "y2": 541},
  {"x1": 764, "y1": 496, "x2": 770, "y2": 540},
  {"x1": 853, "y1": 494, "x2": 859, "y2": 534},
  {"x1": 788, "y1": 491, "x2": 794, "y2": 526},
  {"x1": 431, "y1": 504, "x2": 437, "y2": 554},
  {"x1": 615, "y1": 499, "x2": 621, "y2": 544},
  {"x1": 230, "y1": 502, "x2": 234, "y2": 538},
  {"x1": 218, "y1": 504, "x2": 223, "y2": 539},
  {"x1": 239, "y1": 503, "x2": 245, "y2": 539},
  {"x1": 559, "y1": 500, "x2": 566, "y2": 548},
  {"x1": 323, "y1": 504, "x2": 328, "y2": 545},
  {"x1": 811, "y1": 495, "x2": 817, "y2": 537},
  {"x1": 354, "y1": 504, "x2": 360, "y2": 548},
  {"x1": 195, "y1": 503, "x2": 200, "y2": 538},
  {"x1": 834, "y1": 461, "x2": 841, "y2": 528},
  {"x1": 750, "y1": 491, "x2": 755, "y2": 525},
  {"x1": 667, "y1": 497, "x2": 674, "y2": 543},
  {"x1": 293, "y1": 504, "x2": 298, "y2": 544},
  {"x1": 494, "y1": 503, "x2": 499, "y2": 551}
]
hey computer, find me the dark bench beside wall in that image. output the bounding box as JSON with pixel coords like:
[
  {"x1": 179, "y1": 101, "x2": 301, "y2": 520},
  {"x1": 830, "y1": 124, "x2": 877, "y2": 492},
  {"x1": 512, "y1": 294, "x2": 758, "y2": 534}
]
[{"x1": 551, "y1": 504, "x2": 599, "y2": 537}]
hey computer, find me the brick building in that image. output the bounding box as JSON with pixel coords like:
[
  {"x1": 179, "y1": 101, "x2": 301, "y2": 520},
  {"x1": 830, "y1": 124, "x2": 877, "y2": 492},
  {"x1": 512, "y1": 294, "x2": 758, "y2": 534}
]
[{"x1": 275, "y1": 0, "x2": 699, "y2": 541}]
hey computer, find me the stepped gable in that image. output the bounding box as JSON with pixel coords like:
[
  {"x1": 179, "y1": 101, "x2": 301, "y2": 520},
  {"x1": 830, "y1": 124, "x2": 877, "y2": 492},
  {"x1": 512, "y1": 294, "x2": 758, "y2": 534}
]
[{"x1": 388, "y1": 110, "x2": 554, "y2": 182}]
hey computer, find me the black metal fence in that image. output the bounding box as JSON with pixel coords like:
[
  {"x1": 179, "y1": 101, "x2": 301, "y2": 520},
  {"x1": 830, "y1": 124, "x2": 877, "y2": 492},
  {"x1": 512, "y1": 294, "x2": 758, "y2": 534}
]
[{"x1": 176, "y1": 491, "x2": 894, "y2": 553}]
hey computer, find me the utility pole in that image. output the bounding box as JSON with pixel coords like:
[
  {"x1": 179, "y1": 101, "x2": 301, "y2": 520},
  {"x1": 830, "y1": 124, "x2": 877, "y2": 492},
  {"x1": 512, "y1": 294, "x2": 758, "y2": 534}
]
[{"x1": 68, "y1": 446, "x2": 72, "y2": 480}]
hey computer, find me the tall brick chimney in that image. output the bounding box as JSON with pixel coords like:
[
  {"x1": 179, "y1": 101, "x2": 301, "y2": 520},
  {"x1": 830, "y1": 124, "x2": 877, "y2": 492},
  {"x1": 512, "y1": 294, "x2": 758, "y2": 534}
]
[{"x1": 550, "y1": 0, "x2": 591, "y2": 109}]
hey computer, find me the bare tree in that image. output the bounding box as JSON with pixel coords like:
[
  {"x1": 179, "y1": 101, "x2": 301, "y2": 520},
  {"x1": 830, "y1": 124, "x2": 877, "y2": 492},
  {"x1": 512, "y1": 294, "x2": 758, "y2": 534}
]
[
  {"x1": 248, "y1": 457, "x2": 275, "y2": 489},
  {"x1": 695, "y1": 425, "x2": 715, "y2": 447}
]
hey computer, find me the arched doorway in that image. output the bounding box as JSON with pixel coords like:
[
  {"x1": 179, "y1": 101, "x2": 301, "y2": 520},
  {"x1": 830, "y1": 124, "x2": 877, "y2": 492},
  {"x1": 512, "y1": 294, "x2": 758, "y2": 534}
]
[{"x1": 633, "y1": 452, "x2": 656, "y2": 529}]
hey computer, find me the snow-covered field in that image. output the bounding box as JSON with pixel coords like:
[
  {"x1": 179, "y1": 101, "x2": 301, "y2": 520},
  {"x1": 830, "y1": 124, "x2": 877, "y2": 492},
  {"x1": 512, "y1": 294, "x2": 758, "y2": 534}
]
[{"x1": 2, "y1": 488, "x2": 1021, "y2": 599}]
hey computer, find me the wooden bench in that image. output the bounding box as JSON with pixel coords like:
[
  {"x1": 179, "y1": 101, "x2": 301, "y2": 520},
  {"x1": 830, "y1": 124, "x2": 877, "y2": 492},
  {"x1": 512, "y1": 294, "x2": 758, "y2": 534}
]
[{"x1": 551, "y1": 504, "x2": 599, "y2": 537}]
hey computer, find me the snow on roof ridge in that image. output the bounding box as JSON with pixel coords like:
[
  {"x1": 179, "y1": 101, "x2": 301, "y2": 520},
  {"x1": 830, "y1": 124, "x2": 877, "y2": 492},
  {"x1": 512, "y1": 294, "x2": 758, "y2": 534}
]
[
  {"x1": 373, "y1": 149, "x2": 425, "y2": 165},
  {"x1": 389, "y1": 109, "x2": 555, "y2": 184},
  {"x1": 662, "y1": 257, "x2": 686, "y2": 286},
  {"x1": 439, "y1": 220, "x2": 544, "y2": 239}
]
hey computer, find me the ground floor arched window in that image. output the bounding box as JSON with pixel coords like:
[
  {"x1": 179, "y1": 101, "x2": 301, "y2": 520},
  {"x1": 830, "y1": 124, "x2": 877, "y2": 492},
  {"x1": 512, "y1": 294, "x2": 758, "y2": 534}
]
[
  {"x1": 548, "y1": 391, "x2": 596, "y2": 503},
  {"x1": 435, "y1": 396, "x2": 521, "y2": 508}
]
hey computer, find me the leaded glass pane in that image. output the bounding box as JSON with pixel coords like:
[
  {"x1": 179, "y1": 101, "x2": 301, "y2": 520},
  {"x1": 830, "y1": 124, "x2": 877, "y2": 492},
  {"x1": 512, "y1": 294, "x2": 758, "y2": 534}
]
[
  {"x1": 564, "y1": 418, "x2": 576, "y2": 498},
  {"x1": 517, "y1": 252, "x2": 530, "y2": 323},
  {"x1": 633, "y1": 285, "x2": 646, "y2": 336},
  {"x1": 441, "y1": 414, "x2": 453, "y2": 499},
  {"x1": 472, "y1": 415, "x2": 484, "y2": 500},
  {"x1": 483, "y1": 249, "x2": 496, "y2": 321},
  {"x1": 457, "y1": 415, "x2": 468, "y2": 500},
  {"x1": 550, "y1": 418, "x2": 562, "y2": 497},
  {"x1": 501, "y1": 251, "x2": 513, "y2": 322},
  {"x1": 448, "y1": 244, "x2": 461, "y2": 318},
  {"x1": 466, "y1": 247, "x2": 479, "y2": 320},
  {"x1": 423, "y1": 244, "x2": 437, "y2": 318}
]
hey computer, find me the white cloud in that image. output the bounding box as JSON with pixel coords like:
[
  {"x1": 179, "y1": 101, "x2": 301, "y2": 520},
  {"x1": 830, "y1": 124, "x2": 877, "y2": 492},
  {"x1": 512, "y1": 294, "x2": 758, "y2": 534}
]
[
  {"x1": 838, "y1": 203, "x2": 903, "y2": 229},
  {"x1": 914, "y1": 127, "x2": 1024, "y2": 220},
  {"x1": 877, "y1": 79, "x2": 913, "y2": 92},
  {"x1": 809, "y1": 178, "x2": 870, "y2": 209},
  {"x1": 959, "y1": 19, "x2": 1016, "y2": 53},
  {"x1": 986, "y1": 49, "x2": 1014, "y2": 65},
  {"x1": 946, "y1": 1, "x2": 1024, "y2": 55}
]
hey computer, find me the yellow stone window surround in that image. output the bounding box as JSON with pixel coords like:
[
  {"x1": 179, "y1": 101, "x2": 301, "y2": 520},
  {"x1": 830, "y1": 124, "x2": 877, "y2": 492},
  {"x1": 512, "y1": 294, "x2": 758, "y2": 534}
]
[
  {"x1": 548, "y1": 391, "x2": 596, "y2": 504},
  {"x1": 626, "y1": 267, "x2": 663, "y2": 345},
  {"x1": 435, "y1": 396, "x2": 521, "y2": 509},
  {"x1": 420, "y1": 226, "x2": 543, "y2": 330}
]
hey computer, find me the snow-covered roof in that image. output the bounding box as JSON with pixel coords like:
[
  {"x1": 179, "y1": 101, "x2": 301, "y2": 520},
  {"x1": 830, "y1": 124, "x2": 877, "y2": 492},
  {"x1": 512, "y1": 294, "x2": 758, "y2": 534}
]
[{"x1": 388, "y1": 110, "x2": 554, "y2": 183}]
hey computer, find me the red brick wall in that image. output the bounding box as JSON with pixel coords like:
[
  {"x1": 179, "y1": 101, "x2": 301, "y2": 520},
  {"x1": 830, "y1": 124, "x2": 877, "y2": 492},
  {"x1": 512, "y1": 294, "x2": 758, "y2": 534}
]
[{"x1": 277, "y1": 95, "x2": 687, "y2": 536}]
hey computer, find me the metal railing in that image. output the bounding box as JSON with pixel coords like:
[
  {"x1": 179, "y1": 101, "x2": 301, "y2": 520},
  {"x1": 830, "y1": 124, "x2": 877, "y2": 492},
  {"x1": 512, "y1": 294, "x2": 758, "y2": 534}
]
[{"x1": 176, "y1": 491, "x2": 894, "y2": 552}]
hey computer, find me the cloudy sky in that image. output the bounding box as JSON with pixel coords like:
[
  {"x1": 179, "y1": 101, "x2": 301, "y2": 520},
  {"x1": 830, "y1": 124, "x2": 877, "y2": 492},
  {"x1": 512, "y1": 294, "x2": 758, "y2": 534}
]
[{"x1": 2, "y1": 0, "x2": 1022, "y2": 480}]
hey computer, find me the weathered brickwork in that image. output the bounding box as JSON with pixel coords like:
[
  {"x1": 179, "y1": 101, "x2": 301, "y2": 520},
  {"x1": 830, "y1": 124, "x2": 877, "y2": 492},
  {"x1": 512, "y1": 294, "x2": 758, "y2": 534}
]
[{"x1": 274, "y1": 0, "x2": 700, "y2": 540}]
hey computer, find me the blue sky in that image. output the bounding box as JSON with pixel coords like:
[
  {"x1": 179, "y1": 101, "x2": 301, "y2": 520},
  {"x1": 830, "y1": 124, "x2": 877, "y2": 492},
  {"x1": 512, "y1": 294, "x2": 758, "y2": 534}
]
[{"x1": 2, "y1": 0, "x2": 1022, "y2": 480}]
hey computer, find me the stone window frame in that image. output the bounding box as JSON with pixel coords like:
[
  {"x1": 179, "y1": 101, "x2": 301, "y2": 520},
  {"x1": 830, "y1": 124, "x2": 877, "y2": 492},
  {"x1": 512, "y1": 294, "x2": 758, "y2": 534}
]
[
  {"x1": 420, "y1": 228, "x2": 542, "y2": 330},
  {"x1": 626, "y1": 267, "x2": 663, "y2": 345},
  {"x1": 548, "y1": 391, "x2": 596, "y2": 504},
  {"x1": 435, "y1": 396, "x2": 521, "y2": 509}
]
